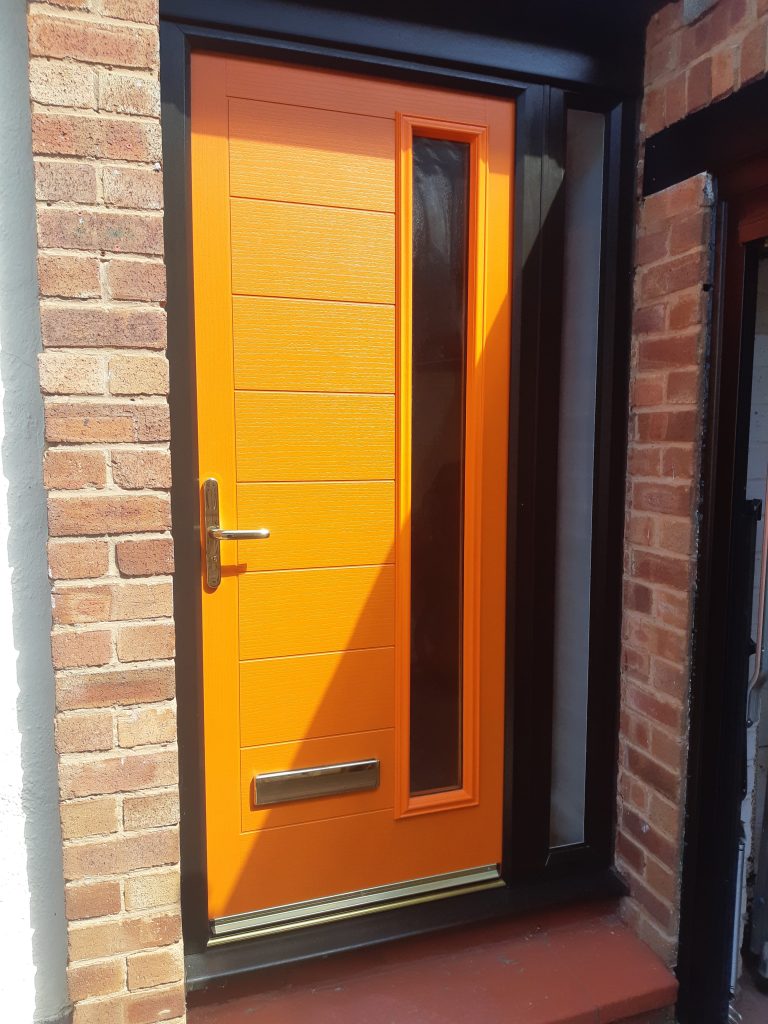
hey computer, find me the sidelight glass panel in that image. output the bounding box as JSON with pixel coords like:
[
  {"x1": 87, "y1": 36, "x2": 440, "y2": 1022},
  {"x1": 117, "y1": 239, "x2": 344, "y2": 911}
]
[
  {"x1": 409, "y1": 136, "x2": 470, "y2": 796},
  {"x1": 549, "y1": 109, "x2": 605, "y2": 848}
]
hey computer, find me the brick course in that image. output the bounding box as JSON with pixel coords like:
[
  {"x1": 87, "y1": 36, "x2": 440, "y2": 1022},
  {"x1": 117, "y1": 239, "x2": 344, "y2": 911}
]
[
  {"x1": 642, "y1": 0, "x2": 768, "y2": 135},
  {"x1": 28, "y1": 1, "x2": 182, "y2": 1019},
  {"x1": 618, "y1": 167, "x2": 714, "y2": 960}
]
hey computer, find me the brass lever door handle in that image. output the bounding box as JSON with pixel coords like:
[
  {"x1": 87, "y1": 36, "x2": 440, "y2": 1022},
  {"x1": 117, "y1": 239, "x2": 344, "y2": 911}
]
[{"x1": 203, "y1": 478, "x2": 269, "y2": 589}]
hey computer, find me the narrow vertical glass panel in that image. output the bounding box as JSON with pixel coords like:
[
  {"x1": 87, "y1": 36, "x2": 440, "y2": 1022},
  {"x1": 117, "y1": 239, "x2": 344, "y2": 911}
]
[
  {"x1": 550, "y1": 110, "x2": 605, "y2": 847},
  {"x1": 409, "y1": 136, "x2": 470, "y2": 796}
]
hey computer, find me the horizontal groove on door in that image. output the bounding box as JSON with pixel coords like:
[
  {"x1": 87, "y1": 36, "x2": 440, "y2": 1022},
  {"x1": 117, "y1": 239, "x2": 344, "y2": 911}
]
[
  {"x1": 240, "y1": 647, "x2": 395, "y2": 747},
  {"x1": 224, "y1": 57, "x2": 500, "y2": 124},
  {"x1": 240, "y1": 730, "x2": 394, "y2": 831},
  {"x1": 235, "y1": 481, "x2": 395, "y2": 570},
  {"x1": 238, "y1": 564, "x2": 396, "y2": 661},
  {"x1": 234, "y1": 392, "x2": 395, "y2": 482},
  {"x1": 229, "y1": 98, "x2": 395, "y2": 212},
  {"x1": 232, "y1": 296, "x2": 395, "y2": 393},
  {"x1": 230, "y1": 198, "x2": 395, "y2": 303}
]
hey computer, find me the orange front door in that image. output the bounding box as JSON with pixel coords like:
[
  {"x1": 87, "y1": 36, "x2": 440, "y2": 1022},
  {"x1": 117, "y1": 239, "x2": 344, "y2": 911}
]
[{"x1": 191, "y1": 52, "x2": 514, "y2": 932}]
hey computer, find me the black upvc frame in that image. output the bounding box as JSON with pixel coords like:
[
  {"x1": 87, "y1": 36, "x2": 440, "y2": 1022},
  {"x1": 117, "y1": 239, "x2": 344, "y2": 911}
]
[{"x1": 159, "y1": 1, "x2": 636, "y2": 986}]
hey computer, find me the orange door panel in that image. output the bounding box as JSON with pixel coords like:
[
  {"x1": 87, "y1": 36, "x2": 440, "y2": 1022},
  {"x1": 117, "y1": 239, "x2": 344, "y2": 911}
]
[{"x1": 192, "y1": 53, "x2": 513, "y2": 926}]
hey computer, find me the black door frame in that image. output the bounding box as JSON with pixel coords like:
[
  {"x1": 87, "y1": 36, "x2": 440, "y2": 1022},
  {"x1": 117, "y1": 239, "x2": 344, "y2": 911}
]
[{"x1": 160, "y1": 1, "x2": 637, "y2": 986}]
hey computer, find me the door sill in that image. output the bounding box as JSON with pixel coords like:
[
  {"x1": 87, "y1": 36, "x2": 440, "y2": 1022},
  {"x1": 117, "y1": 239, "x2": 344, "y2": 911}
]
[
  {"x1": 210, "y1": 865, "x2": 502, "y2": 944},
  {"x1": 185, "y1": 867, "x2": 628, "y2": 990}
]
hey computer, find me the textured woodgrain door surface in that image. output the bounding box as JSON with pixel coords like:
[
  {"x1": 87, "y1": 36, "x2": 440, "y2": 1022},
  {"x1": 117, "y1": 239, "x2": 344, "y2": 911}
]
[{"x1": 191, "y1": 52, "x2": 514, "y2": 926}]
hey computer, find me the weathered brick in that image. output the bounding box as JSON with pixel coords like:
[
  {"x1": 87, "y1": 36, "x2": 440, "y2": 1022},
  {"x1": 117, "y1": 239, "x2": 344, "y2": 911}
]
[
  {"x1": 60, "y1": 796, "x2": 120, "y2": 840},
  {"x1": 112, "y1": 450, "x2": 171, "y2": 489},
  {"x1": 123, "y1": 787, "x2": 179, "y2": 830},
  {"x1": 49, "y1": 493, "x2": 171, "y2": 536},
  {"x1": 632, "y1": 481, "x2": 693, "y2": 517},
  {"x1": 631, "y1": 550, "x2": 690, "y2": 591},
  {"x1": 637, "y1": 332, "x2": 701, "y2": 370},
  {"x1": 35, "y1": 159, "x2": 98, "y2": 204},
  {"x1": 665, "y1": 73, "x2": 687, "y2": 126},
  {"x1": 626, "y1": 685, "x2": 684, "y2": 732},
  {"x1": 41, "y1": 304, "x2": 166, "y2": 349},
  {"x1": 124, "y1": 870, "x2": 180, "y2": 913},
  {"x1": 28, "y1": 14, "x2": 157, "y2": 70},
  {"x1": 106, "y1": 259, "x2": 165, "y2": 302},
  {"x1": 65, "y1": 879, "x2": 121, "y2": 921},
  {"x1": 51, "y1": 629, "x2": 112, "y2": 670},
  {"x1": 109, "y1": 354, "x2": 168, "y2": 395},
  {"x1": 44, "y1": 450, "x2": 107, "y2": 490},
  {"x1": 117, "y1": 623, "x2": 175, "y2": 662},
  {"x1": 99, "y1": 0, "x2": 158, "y2": 24},
  {"x1": 53, "y1": 584, "x2": 112, "y2": 625},
  {"x1": 686, "y1": 56, "x2": 712, "y2": 112},
  {"x1": 103, "y1": 166, "x2": 163, "y2": 210},
  {"x1": 63, "y1": 827, "x2": 179, "y2": 880},
  {"x1": 643, "y1": 85, "x2": 666, "y2": 136},
  {"x1": 110, "y1": 581, "x2": 173, "y2": 621},
  {"x1": 32, "y1": 112, "x2": 161, "y2": 164},
  {"x1": 49, "y1": 538, "x2": 110, "y2": 580},
  {"x1": 635, "y1": 409, "x2": 698, "y2": 443},
  {"x1": 118, "y1": 702, "x2": 176, "y2": 747},
  {"x1": 46, "y1": 400, "x2": 169, "y2": 444},
  {"x1": 126, "y1": 946, "x2": 183, "y2": 992},
  {"x1": 68, "y1": 911, "x2": 181, "y2": 961},
  {"x1": 628, "y1": 446, "x2": 661, "y2": 478},
  {"x1": 639, "y1": 252, "x2": 708, "y2": 301},
  {"x1": 115, "y1": 538, "x2": 174, "y2": 577},
  {"x1": 72, "y1": 995, "x2": 125, "y2": 1024},
  {"x1": 68, "y1": 958, "x2": 125, "y2": 1003},
  {"x1": 712, "y1": 44, "x2": 737, "y2": 98},
  {"x1": 740, "y1": 20, "x2": 768, "y2": 84},
  {"x1": 39, "y1": 352, "x2": 105, "y2": 396},
  {"x1": 99, "y1": 70, "x2": 160, "y2": 116},
  {"x1": 60, "y1": 752, "x2": 178, "y2": 801},
  {"x1": 56, "y1": 665, "x2": 176, "y2": 711},
  {"x1": 30, "y1": 57, "x2": 96, "y2": 109},
  {"x1": 125, "y1": 983, "x2": 185, "y2": 1024},
  {"x1": 626, "y1": 746, "x2": 680, "y2": 804},
  {"x1": 38, "y1": 254, "x2": 101, "y2": 300},
  {"x1": 621, "y1": 805, "x2": 679, "y2": 872},
  {"x1": 56, "y1": 709, "x2": 114, "y2": 752},
  {"x1": 661, "y1": 445, "x2": 695, "y2": 479}
]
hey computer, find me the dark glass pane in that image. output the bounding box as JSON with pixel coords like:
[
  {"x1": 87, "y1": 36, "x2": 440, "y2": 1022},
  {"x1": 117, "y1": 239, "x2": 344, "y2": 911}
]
[{"x1": 409, "y1": 136, "x2": 470, "y2": 796}]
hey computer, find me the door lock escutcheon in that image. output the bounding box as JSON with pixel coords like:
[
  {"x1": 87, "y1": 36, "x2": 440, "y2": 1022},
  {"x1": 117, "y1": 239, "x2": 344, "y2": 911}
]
[{"x1": 203, "y1": 477, "x2": 269, "y2": 589}]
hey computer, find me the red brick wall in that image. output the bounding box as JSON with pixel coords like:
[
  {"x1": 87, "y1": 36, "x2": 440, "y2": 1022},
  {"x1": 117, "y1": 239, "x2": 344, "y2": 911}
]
[
  {"x1": 617, "y1": 172, "x2": 715, "y2": 962},
  {"x1": 28, "y1": 1, "x2": 184, "y2": 1020},
  {"x1": 644, "y1": 0, "x2": 768, "y2": 134}
]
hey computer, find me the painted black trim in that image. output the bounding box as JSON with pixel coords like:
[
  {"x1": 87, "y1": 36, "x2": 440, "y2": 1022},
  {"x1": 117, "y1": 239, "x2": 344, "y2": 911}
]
[
  {"x1": 676, "y1": 193, "x2": 762, "y2": 1023},
  {"x1": 160, "y1": 0, "x2": 651, "y2": 93},
  {"x1": 160, "y1": 10, "x2": 638, "y2": 980},
  {"x1": 643, "y1": 76, "x2": 768, "y2": 198}
]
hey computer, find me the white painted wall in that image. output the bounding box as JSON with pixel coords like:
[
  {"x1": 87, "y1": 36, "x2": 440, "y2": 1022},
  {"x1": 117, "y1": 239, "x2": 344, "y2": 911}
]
[{"x1": 0, "y1": 1, "x2": 69, "y2": 1020}]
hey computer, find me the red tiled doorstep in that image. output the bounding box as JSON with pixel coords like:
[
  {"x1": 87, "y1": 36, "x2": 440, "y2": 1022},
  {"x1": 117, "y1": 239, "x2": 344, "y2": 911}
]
[{"x1": 188, "y1": 904, "x2": 677, "y2": 1023}]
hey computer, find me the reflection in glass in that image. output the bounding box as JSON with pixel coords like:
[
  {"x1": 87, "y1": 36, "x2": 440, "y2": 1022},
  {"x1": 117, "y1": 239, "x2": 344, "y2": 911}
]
[{"x1": 409, "y1": 136, "x2": 470, "y2": 796}]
